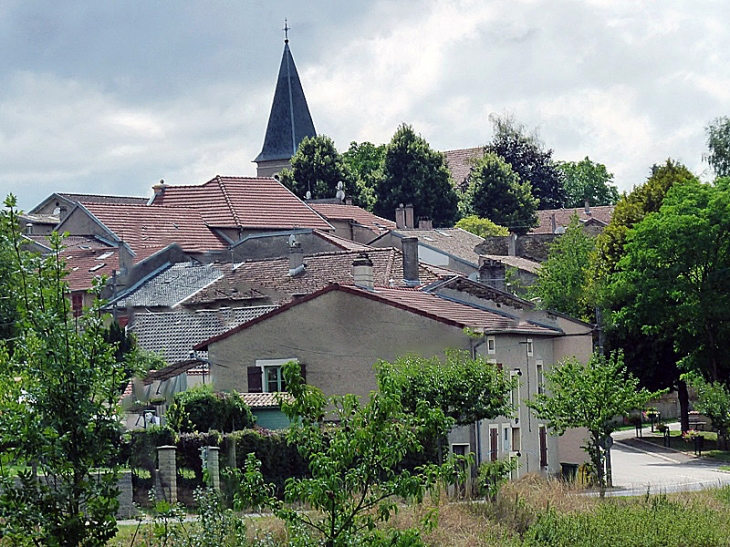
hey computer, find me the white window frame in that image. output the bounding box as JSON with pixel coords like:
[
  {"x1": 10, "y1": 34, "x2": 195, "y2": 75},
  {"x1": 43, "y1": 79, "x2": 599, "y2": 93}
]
[
  {"x1": 510, "y1": 369, "x2": 522, "y2": 425},
  {"x1": 487, "y1": 336, "x2": 496, "y2": 355},
  {"x1": 536, "y1": 360, "x2": 544, "y2": 395},
  {"x1": 526, "y1": 338, "x2": 534, "y2": 357},
  {"x1": 255, "y1": 358, "x2": 298, "y2": 393}
]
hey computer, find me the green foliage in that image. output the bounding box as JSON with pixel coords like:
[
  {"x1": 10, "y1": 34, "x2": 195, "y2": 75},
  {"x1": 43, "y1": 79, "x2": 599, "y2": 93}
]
[
  {"x1": 461, "y1": 152, "x2": 538, "y2": 235},
  {"x1": 377, "y1": 351, "x2": 515, "y2": 426},
  {"x1": 706, "y1": 116, "x2": 730, "y2": 177},
  {"x1": 477, "y1": 457, "x2": 518, "y2": 501},
  {"x1": 529, "y1": 216, "x2": 595, "y2": 320},
  {"x1": 486, "y1": 115, "x2": 566, "y2": 210},
  {"x1": 230, "y1": 361, "x2": 463, "y2": 546},
  {"x1": 609, "y1": 177, "x2": 730, "y2": 383},
  {"x1": 557, "y1": 156, "x2": 619, "y2": 208},
  {"x1": 0, "y1": 195, "x2": 125, "y2": 546},
  {"x1": 455, "y1": 215, "x2": 509, "y2": 237},
  {"x1": 527, "y1": 352, "x2": 661, "y2": 489},
  {"x1": 342, "y1": 140, "x2": 386, "y2": 211},
  {"x1": 279, "y1": 134, "x2": 351, "y2": 200},
  {"x1": 375, "y1": 123, "x2": 460, "y2": 227},
  {"x1": 166, "y1": 384, "x2": 254, "y2": 433},
  {"x1": 690, "y1": 378, "x2": 730, "y2": 447}
]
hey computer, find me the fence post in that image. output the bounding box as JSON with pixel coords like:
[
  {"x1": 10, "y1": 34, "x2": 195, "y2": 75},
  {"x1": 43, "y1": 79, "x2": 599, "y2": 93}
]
[{"x1": 156, "y1": 445, "x2": 177, "y2": 504}]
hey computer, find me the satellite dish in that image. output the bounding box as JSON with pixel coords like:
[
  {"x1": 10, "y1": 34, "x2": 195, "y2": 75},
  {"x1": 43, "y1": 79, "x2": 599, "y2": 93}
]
[{"x1": 305, "y1": 190, "x2": 311, "y2": 200}]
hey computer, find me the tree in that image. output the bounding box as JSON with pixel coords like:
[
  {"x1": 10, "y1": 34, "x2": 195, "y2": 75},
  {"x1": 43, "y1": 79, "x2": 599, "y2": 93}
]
[
  {"x1": 342, "y1": 141, "x2": 386, "y2": 211},
  {"x1": 462, "y1": 151, "x2": 538, "y2": 235},
  {"x1": 706, "y1": 116, "x2": 730, "y2": 177},
  {"x1": 0, "y1": 196, "x2": 125, "y2": 546},
  {"x1": 557, "y1": 156, "x2": 619, "y2": 208},
  {"x1": 690, "y1": 377, "x2": 730, "y2": 450},
  {"x1": 529, "y1": 215, "x2": 595, "y2": 321},
  {"x1": 279, "y1": 134, "x2": 351, "y2": 200},
  {"x1": 527, "y1": 352, "x2": 660, "y2": 490},
  {"x1": 455, "y1": 215, "x2": 509, "y2": 238},
  {"x1": 486, "y1": 115, "x2": 566, "y2": 209},
  {"x1": 230, "y1": 361, "x2": 462, "y2": 546},
  {"x1": 166, "y1": 384, "x2": 255, "y2": 433},
  {"x1": 374, "y1": 124, "x2": 460, "y2": 227},
  {"x1": 609, "y1": 177, "x2": 730, "y2": 386},
  {"x1": 376, "y1": 351, "x2": 515, "y2": 426}
]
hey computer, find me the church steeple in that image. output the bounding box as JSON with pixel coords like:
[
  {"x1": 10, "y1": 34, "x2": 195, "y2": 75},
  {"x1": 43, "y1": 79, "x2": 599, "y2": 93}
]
[{"x1": 254, "y1": 24, "x2": 317, "y2": 178}]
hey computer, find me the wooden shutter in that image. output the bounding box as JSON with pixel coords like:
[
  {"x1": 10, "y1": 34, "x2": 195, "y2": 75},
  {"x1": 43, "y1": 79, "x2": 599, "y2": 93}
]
[
  {"x1": 490, "y1": 428, "x2": 498, "y2": 462},
  {"x1": 539, "y1": 426, "x2": 548, "y2": 468},
  {"x1": 247, "y1": 366, "x2": 263, "y2": 393}
]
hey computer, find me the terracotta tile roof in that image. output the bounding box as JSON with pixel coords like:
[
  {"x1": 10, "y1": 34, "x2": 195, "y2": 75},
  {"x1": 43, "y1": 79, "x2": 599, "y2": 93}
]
[
  {"x1": 143, "y1": 359, "x2": 207, "y2": 385},
  {"x1": 480, "y1": 254, "x2": 541, "y2": 274},
  {"x1": 82, "y1": 203, "x2": 229, "y2": 255},
  {"x1": 185, "y1": 248, "x2": 447, "y2": 306},
  {"x1": 59, "y1": 193, "x2": 149, "y2": 206},
  {"x1": 63, "y1": 246, "x2": 120, "y2": 292},
  {"x1": 309, "y1": 203, "x2": 395, "y2": 234},
  {"x1": 312, "y1": 230, "x2": 373, "y2": 252},
  {"x1": 113, "y1": 262, "x2": 224, "y2": 308},
  {"x1": 240, "y1": 392, "x2": 289, "y2": 408},
  {"x1": 195, "y1": 283, "x2": 561, "y2": 350},
  {"x1": 24, "y1": 234, "x2": 112, "y2": 252},
  {"x1": 397, "y1": 228, "x2": 485, "y2": 267},
  {"x1": 443, "y1": 147, "x2": 483, "y2": 188},
  {"x1": 130, "y1": 306, "x2": 277, "y2": 364},
  {"x1": 150, "y1": 176, "x2": 333, "y2": 231},
  {"x1": 532, "y1": 206, "x2": 614, "y2": 234}
]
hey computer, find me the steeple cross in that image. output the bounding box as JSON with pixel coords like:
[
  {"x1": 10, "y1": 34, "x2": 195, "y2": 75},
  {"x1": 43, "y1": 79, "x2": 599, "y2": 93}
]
[{"x1": 283, "y1": 19, "x2": 290, "y2": 43}]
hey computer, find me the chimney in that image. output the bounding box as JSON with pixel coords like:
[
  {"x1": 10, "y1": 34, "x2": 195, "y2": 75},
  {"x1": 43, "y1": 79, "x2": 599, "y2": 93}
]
[
  {"x1": 401, "y1": 236, "x2": 420, "y2": 287},
  {"x1": 404, "y1": 203, "x2": 415, "y2": 229},
  {"x1": 395, "y1": 204, "x2": 406, "y2": 229},
  {"x1": 550, "y1": 213, "x2": 557, "y2": 234},
  {"x1": 584, "y1": 198, "x2": 591, "y2": 216},
  {"x1": 152, "y1": 179, "x2": 168, "y2": 198},
  {"x1": 508, "y1": 233, "x2": 517, "y2": 257},
  {"x1": 345, "y1": 196, "x2": 353, "y2": 206},
  {"x1": 352, "y1": 252, "x2": 374, "y2": 290},
  {"x1": 288, "y1": 244, "x2": 305, "y2": 277},
  {"x1": 418, "y1": 217, "x2": 433, "y2": 230},
  {"x1": 479, "y1": 257, "x2": 506, "y2": 292}
]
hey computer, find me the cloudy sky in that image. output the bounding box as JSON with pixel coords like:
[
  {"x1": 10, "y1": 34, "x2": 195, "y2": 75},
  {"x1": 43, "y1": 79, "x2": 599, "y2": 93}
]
[{"x1": 2, "y1": 1, "x2": 729, "y2": 211}]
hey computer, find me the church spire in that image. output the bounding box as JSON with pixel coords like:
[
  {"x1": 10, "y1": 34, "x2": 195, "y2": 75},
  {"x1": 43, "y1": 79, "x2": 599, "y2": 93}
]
[{"x1": 254, "y1": 23, "x2": 317, "y2": 178}]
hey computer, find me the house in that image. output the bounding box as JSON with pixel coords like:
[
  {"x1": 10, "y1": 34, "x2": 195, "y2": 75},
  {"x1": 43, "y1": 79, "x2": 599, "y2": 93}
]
[
  {"x1": 443, "y1": 146, "x2": 483, "y2": 191},
  {"x1": 194, "y1": 257, "x2": 594, "y2": 478},
  {"x1": 308, "y1": 203, "x2": 396, "y2": 243}
]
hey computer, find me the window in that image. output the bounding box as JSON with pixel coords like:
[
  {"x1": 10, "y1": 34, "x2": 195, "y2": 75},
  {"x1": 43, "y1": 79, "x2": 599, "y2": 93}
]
[
  {"x1": 526, "y1": 338, "x2": 534, "y2": 357},
  {"x1": 71, "y1": 292, "x2": 83, "y2": 318},
  {"x1": 539, "y1": 425, "x2": 548, "y2": 468},
  {"x1": 510, "y1": 370, "x2": 522, "y2": 424},
  {"x1": 489, "y1": 426, "x2": 499, "y2": 462},
  {"x1": 487, "y1": 336, "x2": 496, "y2": 355},
  {"x1": 502, "y1": 424, "x2": 510, "y2": 454},
  {"x1": 536, "y1": 361, "x2": 544, "y2": 395},
  {"x1": 511, "y1": 427, "x2": 521, "y2": 452},
  {"x1": 248, "y1": 358, "x2": 303, "y2": 393}
]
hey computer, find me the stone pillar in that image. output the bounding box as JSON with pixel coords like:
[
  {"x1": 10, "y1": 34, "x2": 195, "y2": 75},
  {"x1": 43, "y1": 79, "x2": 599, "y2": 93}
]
[
  {"x1": 116, "y1": 470, "x2": 136, "y2": 519},
  {"x1": 207, "y1": 446, "x2": 221, "y2": 491},
  {"x1": 156, "y1": 445, "x2": 177, "y2": 504}
]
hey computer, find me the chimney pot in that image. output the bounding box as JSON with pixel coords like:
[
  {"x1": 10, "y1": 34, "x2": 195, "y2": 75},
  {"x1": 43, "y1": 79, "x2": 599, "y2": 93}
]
[
  {"x1": 418, "y1": 217, "x2": 433, "y2": 230},
  {"x1": 584, "y1": 198, "x2": 591, "y2": 215}
]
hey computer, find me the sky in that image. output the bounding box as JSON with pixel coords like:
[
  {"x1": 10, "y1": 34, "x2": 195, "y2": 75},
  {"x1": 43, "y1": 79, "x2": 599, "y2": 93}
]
[{"x1": 2, "y1": 0, "x2": 729, "y2": 211}]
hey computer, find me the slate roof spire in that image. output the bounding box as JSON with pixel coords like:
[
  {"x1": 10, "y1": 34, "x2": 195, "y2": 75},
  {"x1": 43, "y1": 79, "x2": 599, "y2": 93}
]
[{"x1": 254, "y1": 24, "x2": 317, "y2": 177}]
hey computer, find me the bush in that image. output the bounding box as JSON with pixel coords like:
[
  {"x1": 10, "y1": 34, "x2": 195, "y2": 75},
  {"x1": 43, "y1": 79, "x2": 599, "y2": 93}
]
[{"x1": 166, "y1": 385, "x2": 254, "y2": 433}]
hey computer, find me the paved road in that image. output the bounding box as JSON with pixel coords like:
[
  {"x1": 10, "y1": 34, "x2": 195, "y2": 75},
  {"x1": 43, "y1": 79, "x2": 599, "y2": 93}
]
[{"x1": 607, "y1": 425, "x2": 730, "y2": 496}]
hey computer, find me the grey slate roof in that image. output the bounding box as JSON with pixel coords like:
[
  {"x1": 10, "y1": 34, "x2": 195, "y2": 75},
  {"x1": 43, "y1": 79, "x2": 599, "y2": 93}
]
[
  {"x1": 255, "y1": 42, "x2": 316, "y2": 162},
  {"x1": 113, "y1": 262, "x2": 224, "y2": 309},
  {"x1": 129, "y1": 306, "x2": 277, "y2": 364}
]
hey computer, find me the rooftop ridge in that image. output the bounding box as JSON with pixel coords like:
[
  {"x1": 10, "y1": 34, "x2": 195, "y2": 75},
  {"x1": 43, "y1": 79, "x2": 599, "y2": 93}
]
[{"x1": 215, "y1": 175, "x2": 242, "y2": 227}]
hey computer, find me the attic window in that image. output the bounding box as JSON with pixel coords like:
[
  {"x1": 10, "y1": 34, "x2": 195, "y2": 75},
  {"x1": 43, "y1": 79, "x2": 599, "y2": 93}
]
[
  {"x1": 79, "y1": 245, "x2": 91, "y2": 250},
  {"x1": 97, "y1": 251, "x2": 114, "y2": 260},
  {"x1": 435, "y1": 230, "x2": 451, "y2": 237},
  {"x1": 422, "y1": 236, "x2": 434, "y2": 242},
  {"x1": 89, "y1": 263, "x2": 105, "y2": 272}
]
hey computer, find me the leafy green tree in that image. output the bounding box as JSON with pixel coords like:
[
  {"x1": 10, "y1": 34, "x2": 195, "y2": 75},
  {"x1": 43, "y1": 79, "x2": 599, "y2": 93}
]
[
  {"x1": 557, "y1": 156, "x2": 619, "y2": 208},
  {"x1": 529, "y1": 215, "x2": 595, "y2": 321},
  {"x1": 706, "y1": 116, "x2": 730, "y2": 177},
  {"x1": 690, "y1": 377, "x2": 730, "y2": 450},
  {"x1": 279, "y1": 134, "x2": 351, "y2": 200},
  {"x1": 230, "y1": 361, "x2": 462, "y2": 546},
  {"x1": 528, "y1": 352, "x2": 660, "y2": 490},
  {"x1": 486, "y1": 115, "x2": 566, "y2": 209},
  {"x1": 376, "y1": 351, "x2": 514, "y2": 426},
  {"x1": 166, "y1": 384, "x2": 255, "y2": 433},
  {"x1": 342, "y1": 141, "x2": 386, "y2": 211},
  {"x1": 455, "y1": 215, "x2": 509, "y2": 238},
  {"x1": 375, "y1": 124, "x2": 460, "y2": 227},
  {"x1": 0, "y1": 196, "x2": 125, "y2": 546},
  {"x1": 462, "y1": 151, "x2": 538, "y2": 235},
  {"x1": 609, "y1": 177, "x2": 730, "y2": 385}
]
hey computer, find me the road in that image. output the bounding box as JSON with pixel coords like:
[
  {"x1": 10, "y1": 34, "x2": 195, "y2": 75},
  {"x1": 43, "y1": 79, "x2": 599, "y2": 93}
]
[{"x1": 606, "y1": 426, "x2": 730, "y2": 496}]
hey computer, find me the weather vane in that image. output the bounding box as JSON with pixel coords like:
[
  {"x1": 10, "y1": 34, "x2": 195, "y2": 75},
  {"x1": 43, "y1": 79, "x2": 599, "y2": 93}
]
[{"x1": 283, "y1": 19, "x2": 290, "y2": 43}]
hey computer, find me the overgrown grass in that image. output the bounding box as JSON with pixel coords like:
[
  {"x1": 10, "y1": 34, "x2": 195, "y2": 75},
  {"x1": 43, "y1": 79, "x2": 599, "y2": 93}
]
[{"x1": 107, "y1": 477, "x2": 730, "y2": 546}]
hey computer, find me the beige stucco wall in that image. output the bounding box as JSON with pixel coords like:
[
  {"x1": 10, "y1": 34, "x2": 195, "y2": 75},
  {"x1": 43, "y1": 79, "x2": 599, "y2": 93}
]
[{"x1": 208, "y1": 289, "x2": 472, "y2": 401}]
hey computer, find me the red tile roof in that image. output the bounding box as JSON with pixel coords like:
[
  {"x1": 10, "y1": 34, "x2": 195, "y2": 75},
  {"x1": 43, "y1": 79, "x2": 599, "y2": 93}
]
[
  {"x1": 63, "y1": 246, "x2": 120, "y2": 292},
  {"x1": 532, "y1": 206, "x2": 614, "y2": 234},
  {"x1": 312, "y1": 230, "x2": 373, "y2": 252},
  {"x1": 309, "y1": 203, "x2": 395, "y2": 233},
  {"x1": 443, "y1": 147, "x2": 483, "y2": 188},
  {"x1": 195, "y1": 283, "x2": 560, "y2": 350},
  {"x1": 82, "y1": 203, "x2": 229, "y2": 255},
  {"x1": 150, "y1": 176, "x2": 333, "y2": 231}
]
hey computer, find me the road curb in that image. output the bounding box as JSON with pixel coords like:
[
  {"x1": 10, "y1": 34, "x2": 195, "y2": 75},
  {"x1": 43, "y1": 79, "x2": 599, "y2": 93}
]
[{"x1": 615, "y1": 438, "x2": 691, "y2": 464}]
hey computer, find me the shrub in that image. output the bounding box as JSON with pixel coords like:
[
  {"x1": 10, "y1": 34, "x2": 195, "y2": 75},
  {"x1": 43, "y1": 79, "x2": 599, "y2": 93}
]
[{"x1": 166, "y1": 385, "x2": 254, "y2": 433}]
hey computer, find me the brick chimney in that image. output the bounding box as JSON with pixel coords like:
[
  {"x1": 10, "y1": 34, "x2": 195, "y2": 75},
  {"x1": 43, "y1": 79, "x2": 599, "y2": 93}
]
[
  {"x1": 401, "y1": 237, "x2": 420, "y2": 287},
  {"x1": 404, "y1": 203, "x2": 415, "y2": 229},
  {"x1": 508, "y1": 233, "x2": 517, "y2": 257},
  {"x1": 352, "y1": 252, "x2": 374, "y2": 290},
  {"x1": 152, "y1": 179, "x2": 168, "y2": 198},
  {"x1": 479, "y1": 257, "x2": 506, "y2": 292},
  {"x1": 584, "y1": 198, "x2": 592, "y2": 216},
  {"x1": 288, "y1": 240, "x2": 305, "y2": 277},
  {"x1": 395, "y1": 204, "x2": 406, "y2": 230},
  {"x1": 550, "y1": 213, "x2": 557, "y2": 234},
  {"x1": 418, "y1": 217, "x2": 433, "y2": 230}
]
